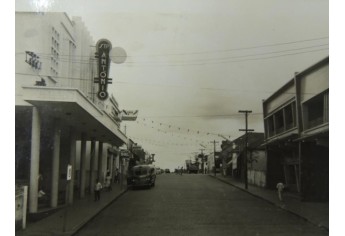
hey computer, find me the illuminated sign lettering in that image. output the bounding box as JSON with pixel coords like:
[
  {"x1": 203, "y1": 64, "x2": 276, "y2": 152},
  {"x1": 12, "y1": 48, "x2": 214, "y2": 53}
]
[{"x1": 94, "y1": 39, "x2": 112, "y2": 100}]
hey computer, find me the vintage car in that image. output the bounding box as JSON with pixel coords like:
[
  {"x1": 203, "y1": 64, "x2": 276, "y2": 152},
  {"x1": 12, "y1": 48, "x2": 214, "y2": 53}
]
[{"x1": 127, "y1": 165, "x2": 156, "y2": 188}]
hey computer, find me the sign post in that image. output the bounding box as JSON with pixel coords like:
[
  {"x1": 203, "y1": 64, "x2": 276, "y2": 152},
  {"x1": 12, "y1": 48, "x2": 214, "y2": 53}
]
[{"x1": 63, "y1": 165, "x2": 72, "y2": 232}]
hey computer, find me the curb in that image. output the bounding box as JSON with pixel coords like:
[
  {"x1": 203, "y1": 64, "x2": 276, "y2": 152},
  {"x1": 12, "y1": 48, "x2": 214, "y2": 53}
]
[
  {"x1": 209, "y1": 175, "x2": 329, "y2": 232},
  {"x1": 71, "y1": 188, "x2": 128, "y2": 236}
]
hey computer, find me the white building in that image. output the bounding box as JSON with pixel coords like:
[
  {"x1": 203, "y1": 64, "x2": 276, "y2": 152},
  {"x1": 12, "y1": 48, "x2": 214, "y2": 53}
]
[{"x1": 15, "y1": 12, "x2": 128, "y2": 213}]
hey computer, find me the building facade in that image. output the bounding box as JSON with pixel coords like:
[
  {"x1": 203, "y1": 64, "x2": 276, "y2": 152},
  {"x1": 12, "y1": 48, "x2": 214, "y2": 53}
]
[
  {"x1": 263, "y1": 57, "x2": 329, "y2": 201},
  {"x1": 15, "y1": 12, "x2": 129, "y2": 214},
  {"x1": 220, "y1": 133, "x2": 267, "y2": 188}
]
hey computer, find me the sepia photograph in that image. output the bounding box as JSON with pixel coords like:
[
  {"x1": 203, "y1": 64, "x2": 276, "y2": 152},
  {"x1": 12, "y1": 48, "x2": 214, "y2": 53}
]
[{"x1": 11, "y1": 0, "x2": 337, "y2": 235}]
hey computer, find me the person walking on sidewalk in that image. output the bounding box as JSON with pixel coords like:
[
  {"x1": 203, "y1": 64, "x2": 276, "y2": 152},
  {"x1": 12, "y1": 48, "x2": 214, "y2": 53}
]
[
  {"x1": 114, "y1": 168, "x2": 119, "y2": 183},
  {"x1": 276, "y1": 182, "x2": 285, "y2": 201},
  {"x1": 94, "y1": 179, "x2": 102, "y2": 201},
  {"x1": 105, "y1": 172, "x2": 112, "y2": 191}
]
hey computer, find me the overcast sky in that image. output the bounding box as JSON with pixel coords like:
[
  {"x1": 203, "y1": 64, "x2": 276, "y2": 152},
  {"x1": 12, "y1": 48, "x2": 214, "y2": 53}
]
[{"x1": 15, "y1": 0, "x2": 329, "y2": 170}]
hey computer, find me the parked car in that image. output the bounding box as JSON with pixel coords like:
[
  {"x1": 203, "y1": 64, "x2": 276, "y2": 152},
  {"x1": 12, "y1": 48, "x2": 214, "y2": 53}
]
[{"x1": 127, "y1": 165, "x2": 156, "y2": 189}]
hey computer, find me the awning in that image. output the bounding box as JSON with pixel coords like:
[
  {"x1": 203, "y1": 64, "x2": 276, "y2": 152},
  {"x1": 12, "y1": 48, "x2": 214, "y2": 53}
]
[{"x1": 20, "y1": 86, "x2": 128, "y2": 146}]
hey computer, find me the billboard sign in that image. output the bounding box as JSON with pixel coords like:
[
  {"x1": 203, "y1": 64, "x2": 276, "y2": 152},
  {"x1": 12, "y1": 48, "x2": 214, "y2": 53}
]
[{"x1": 121, "y1": 110, "x2": 139, "y2": 121}]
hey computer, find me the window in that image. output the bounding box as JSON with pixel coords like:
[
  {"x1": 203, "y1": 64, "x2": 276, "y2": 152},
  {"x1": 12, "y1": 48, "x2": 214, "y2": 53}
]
[
  {"x1": 303, "y1": 92, "x2": 327, "y2": 129},
  {"x1": 275, "y1": 110, "x2": 284, "y2": 134},
  {"x1": 284, "y1": 102, "x2": 295, "y2": 130},
  {"x1": 266, "y1": 116, "x2": 274, "y2": 137},
  {"x1": 134, "y1": 168, "x2": 148, "y2": 176}
]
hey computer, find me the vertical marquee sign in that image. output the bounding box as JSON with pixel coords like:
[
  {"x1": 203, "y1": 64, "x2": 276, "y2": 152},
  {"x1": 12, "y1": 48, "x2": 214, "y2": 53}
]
[{"x1": 94, "y1": 39, "x2": 112, "y2": 100}]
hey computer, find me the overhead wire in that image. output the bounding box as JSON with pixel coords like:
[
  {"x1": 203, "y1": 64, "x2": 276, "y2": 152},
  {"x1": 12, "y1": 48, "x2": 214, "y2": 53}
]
[
  {"x1": 15, "y1": 37, "x2": 329, "y2": 66},
  {"x1": 15, "y1": 71, "x2": 320, "y2": 96}
]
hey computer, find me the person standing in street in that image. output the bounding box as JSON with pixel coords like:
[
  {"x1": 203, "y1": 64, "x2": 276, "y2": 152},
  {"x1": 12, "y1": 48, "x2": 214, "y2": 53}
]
[
  {"x1": 276, "y1": 182, "x2": 285, "y2": 202},
  {"x1": 94, "y1": 179, "x2": 102, "y2": 201}
]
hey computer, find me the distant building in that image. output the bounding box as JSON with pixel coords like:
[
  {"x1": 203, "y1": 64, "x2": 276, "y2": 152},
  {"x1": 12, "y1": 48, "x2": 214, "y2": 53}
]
[
  {"x1": 15, "y1": 12, "x2": 128, "y2": 213},
  {"x1": 263, "y1": 57, "x2": 329, "y2": 201},
  {"x1": 220, "y1": 133, "x2": 266, "y2": 188}
]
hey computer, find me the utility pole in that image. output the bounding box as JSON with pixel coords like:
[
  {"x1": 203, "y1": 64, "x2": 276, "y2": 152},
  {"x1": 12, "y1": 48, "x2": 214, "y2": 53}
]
[
  {"x1": 239, "y1": 110, "x2": 254, "y2": 190},
  {"x1": 210, "y1": 140, "x2": 219, "y2": 176}
]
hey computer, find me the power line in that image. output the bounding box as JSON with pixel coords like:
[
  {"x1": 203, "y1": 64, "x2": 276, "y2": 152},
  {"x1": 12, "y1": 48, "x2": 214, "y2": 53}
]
[
  {"x1": 16, "y1": 37, "x2": 328, "y2": 66},
  {"x1": 133, "y1": 37, "x2": 329, "y2": 57},
  {"x1": 124, "y1": 44, "x2": 328, "y2": 64},
  {"x1": 140, "y1": 113, "x2": 263, "y2": 118},
  {"x1": 15, "y1": 72, "x2": 321, "y2": 96},
  {"x1": 122, "y1": 48, "x2": 328, "y2": 67},
  {"x1": 16, "y1": 36, "x2": 328, "y2": 59},
  {"x1": 16, "y1": 44, "x2": 328, "y2": 67}
]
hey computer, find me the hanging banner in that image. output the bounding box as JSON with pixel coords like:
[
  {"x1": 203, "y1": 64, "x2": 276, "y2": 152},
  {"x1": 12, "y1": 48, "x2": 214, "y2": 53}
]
[{"x1": 94, "y1": 39, "x2": 112, "y2": 100}]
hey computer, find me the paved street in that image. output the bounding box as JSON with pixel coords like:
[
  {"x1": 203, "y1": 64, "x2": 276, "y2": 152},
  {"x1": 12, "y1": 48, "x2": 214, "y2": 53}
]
[{"x1": 74, "y1": 174, "x2": 328, "y2": 236}]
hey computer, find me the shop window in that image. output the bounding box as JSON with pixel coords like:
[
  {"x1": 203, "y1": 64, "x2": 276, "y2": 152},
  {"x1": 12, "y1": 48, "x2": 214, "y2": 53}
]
[{"x1": 304, "y1": 93, "x2": 325, "y2": 129}]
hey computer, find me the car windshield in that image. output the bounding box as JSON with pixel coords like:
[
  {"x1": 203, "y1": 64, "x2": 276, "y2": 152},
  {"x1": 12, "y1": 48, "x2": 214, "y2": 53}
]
[{"x1": 133, "y1": 167, "x2": 149, "y2": 176}]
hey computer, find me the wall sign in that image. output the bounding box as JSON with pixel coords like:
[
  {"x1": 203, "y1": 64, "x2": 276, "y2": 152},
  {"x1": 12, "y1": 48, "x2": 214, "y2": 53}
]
[
  {"x1": 67, "y1": 165, "x2": 72, "y2": 181},
  {"x1": 94, "y1": 39, "x2": 112, "y2": 100}
]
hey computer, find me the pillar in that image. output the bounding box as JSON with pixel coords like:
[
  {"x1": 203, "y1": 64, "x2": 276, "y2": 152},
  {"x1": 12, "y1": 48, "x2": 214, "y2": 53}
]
[
  {"x1": 68, "y1": 127, "x2": 76, "y2": 204},
  {"x1": 50, "y1": 119, "x2": 61, "y2": 208},
  {"x1": 98, "y1": 142, "x2": 103, "y2": 181},
  {"x1": 80, "y1": 133, "x2": 87, "y2": 198},
  {"x1": 89, "y1": 140, "x2": 96, "y2": 193},
  {"x1": 109, "y1": 153, "x2": 114, "y2": 177},
  {"x1": 29, "y1": 107, "x2": 40, "y2": 213}
]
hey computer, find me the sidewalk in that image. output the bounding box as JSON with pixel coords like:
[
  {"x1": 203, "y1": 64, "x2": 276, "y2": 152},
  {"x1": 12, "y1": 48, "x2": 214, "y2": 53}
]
[
  {"x1": 16, "y1": 183, "x2": 127, "y2": 236},
  {"x1": 209, "y1": 174, "x2": 329, "y2": 231}
]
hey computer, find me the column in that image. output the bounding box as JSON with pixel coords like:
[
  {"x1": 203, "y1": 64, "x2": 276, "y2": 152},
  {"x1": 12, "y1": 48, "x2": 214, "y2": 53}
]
[
  {"x1": 29, "y1": 107, "x2": 40, "y2": 213},
  {"x1": 80, "y1": 133, "x2": 87, "y2": 198},
  {"x1": 89, "y1": 140, "x2": 96, "y2": 193},
  {"x1": 50, "y1": 119, "x2": 61, "y2": 208},
  {"x1": 97, "y1": 142, "x2": 103, "y2": 181},
  {"x1": 68, "y1": 127, "x2": 76, "y2": 204},
  {"x1": 109, "y1": 153, "x2": 114, "y2": 177}
]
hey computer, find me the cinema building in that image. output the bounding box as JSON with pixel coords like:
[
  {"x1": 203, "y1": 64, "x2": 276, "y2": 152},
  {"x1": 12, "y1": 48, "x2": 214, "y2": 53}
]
[
  {"x1": 15, "y1": 12, "x2": 129, "y2": 213},
  {"x1": 263, "y1": 57, "x2": 329, "y2": 201}
]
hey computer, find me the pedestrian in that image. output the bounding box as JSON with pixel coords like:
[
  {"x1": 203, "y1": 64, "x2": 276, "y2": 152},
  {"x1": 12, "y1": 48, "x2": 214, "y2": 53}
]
[
  {"x1": 114, "y1": 168, "x2": 119, "y2": 183},
  {"x1": 276, "y1": 182, "x2": 285, "y2": 201},
  {"x1": 38, "y1": 173, "x2": 44, "y2": 192},
  {"x1": 105, "y1": 172, "x2": 112, "y2": 191},
  {"x1": 94, "y1": 179, "x2": 102, "y2": 201},
  {"x1": 180, "y1": 167, "x2": 183, "y2": 175}
]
